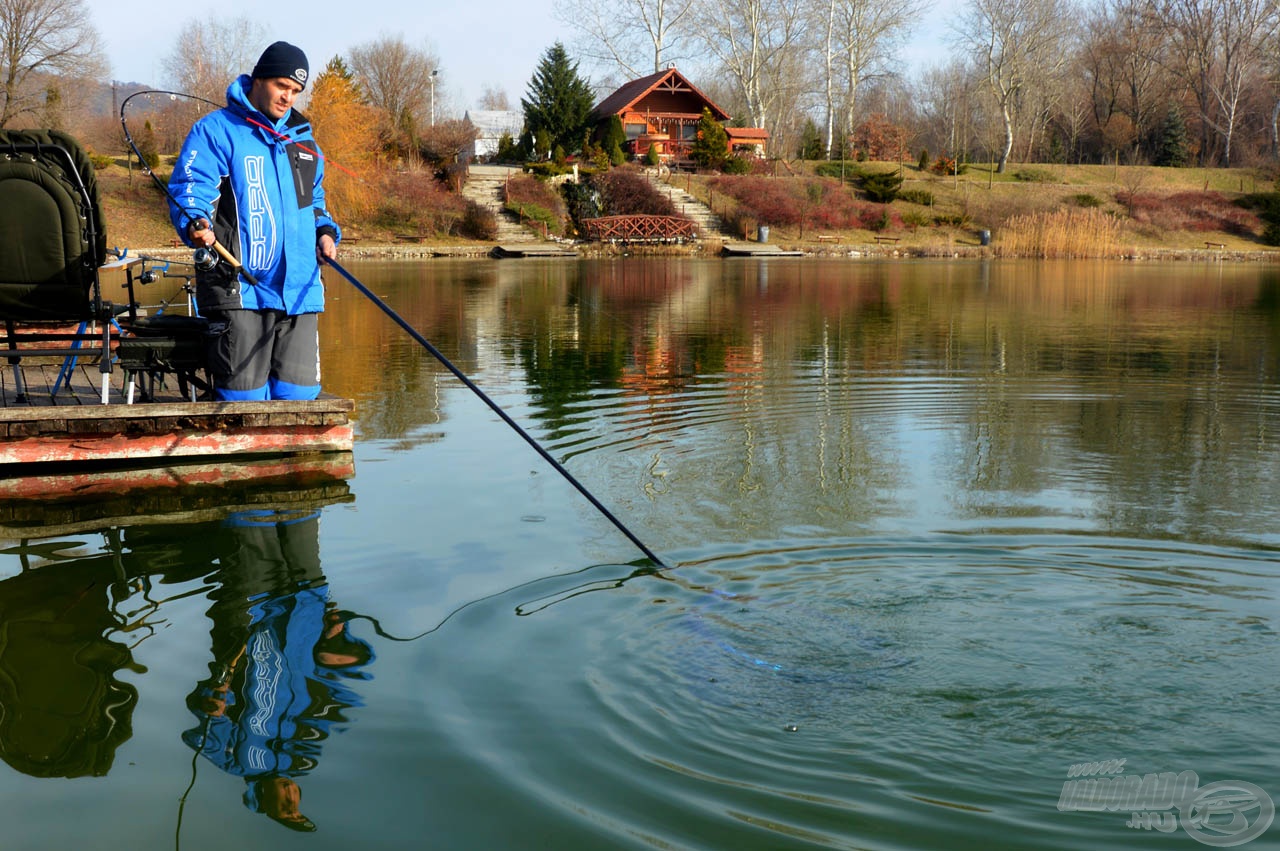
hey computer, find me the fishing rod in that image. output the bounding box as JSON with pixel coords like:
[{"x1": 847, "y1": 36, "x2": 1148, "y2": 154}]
[
  {"x1": 324, "y1": 258, "x2": 667, "y2": 568},
  {"x1": 119, "y1": 90, "x2": 257, "y2": 286}
]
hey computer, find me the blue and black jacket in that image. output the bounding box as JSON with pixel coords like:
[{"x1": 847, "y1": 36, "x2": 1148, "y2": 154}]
[{"x1": 168, "y1": 75, "x2": 341, "y2": 315}]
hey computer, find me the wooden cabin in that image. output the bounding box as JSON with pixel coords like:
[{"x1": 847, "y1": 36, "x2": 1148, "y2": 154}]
[{"x1": 591, "y1": 68, "x2": 768, "y2": 163}]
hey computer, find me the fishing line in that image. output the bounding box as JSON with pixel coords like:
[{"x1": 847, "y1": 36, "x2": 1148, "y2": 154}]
[
  {"x1": 324, "y1": 258, "x2": 668, "y2": 568},
  {"x1": 336, "y1": 561, "x2": 665, "y2": 642}
]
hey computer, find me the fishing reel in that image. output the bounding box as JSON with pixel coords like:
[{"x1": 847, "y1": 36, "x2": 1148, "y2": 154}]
[{"x1": 192, "y1": 247, "x2": 218, "y2": 272}]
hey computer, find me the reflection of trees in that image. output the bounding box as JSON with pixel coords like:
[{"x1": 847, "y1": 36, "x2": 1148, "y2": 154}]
[
  {"x1": 321, "y1": 257, "x2": 1280, "y2": 541},
  {"x1": 0, "y1": 525, "x2": 216, "y2": 778}
]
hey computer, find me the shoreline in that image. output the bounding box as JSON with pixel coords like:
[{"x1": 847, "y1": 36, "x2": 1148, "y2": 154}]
[{"x1": 125, "y1": 240, "x2": 1280, "y2": 263}]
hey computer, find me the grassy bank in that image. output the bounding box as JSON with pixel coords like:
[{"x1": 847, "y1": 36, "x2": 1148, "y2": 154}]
[{"x1": 97, "y1": 157, "x2": 1280, "y2": 258}]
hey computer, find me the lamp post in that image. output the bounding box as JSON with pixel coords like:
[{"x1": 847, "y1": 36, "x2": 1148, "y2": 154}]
[{"x1": 430, "y1": 69, "x2": 439, "y2": 126}]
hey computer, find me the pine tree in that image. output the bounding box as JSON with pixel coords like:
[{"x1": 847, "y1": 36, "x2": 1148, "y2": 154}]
[
  {"x1": 797, "y1": 119, "x2": 823, "y2": 160},
  {"x1": 1153, "y1": 104, "x2": 1189, "y2": 168},
  {"x1": 691, "y1": 108, "x2": 729, "y2": 170},
  {"x1": 521, "y1": 43, "x2": 595, "y2": 157}
]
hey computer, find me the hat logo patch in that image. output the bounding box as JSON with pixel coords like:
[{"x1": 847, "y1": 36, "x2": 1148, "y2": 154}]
[{"x1": 294, "y1": 68, "x2": 308, "y2": 83}]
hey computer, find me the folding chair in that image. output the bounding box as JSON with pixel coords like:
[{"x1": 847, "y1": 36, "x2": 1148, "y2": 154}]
[{"x1": 0, "y1": 129, "x2": 117, "y2": 404}]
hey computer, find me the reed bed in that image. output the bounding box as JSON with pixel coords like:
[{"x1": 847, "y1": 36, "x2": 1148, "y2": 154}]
[{"x1": 993, "y1": 208, "x2": 1123, "y2": 258}]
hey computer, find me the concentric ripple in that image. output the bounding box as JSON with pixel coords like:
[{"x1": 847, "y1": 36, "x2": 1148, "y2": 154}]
[{"x1": 411, "y1": 535, "x2": 1279, "y2": 850}]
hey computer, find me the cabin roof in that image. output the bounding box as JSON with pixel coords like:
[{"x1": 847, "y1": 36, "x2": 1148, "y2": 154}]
[{"x1": 591, "y1": 67, "x2": 732, "y2": 123}]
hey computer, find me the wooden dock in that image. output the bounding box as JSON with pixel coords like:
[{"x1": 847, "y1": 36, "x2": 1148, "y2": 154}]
[
  {"x1": 491, "y1": 243, "x2": 578, "y2": 258},
  {"x1": 0, "y1": 361, "x2": 353, "y2": 467},
  {"x1": 720, "y1": 242, "x2": 804, "y2": 257}
]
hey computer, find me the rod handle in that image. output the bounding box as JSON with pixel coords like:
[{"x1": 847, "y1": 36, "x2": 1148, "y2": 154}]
[{"x1": 211, "y1": 240, "x2": 258, "y2": 287}]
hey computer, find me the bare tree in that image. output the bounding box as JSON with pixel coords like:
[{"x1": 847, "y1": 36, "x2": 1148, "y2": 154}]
[
  {"x1": 1155, "y1": 0, "x2": 1278, "y2": 165},
  {"x1": 691, "y1": 0, "x2": 809, "y2": 135},
  {"x1": 816, "y1": 0, "x2": 921, "y2": 157},
  {"x1": 1079, "y1": 0, "x2": 1173, "y2": 162},
  {"x1": 348, "y1": 35, "x2": 440, "y2": 150},
  {"x1": 478, "y1": 85, "x2": 511, "y2": 111},
  {"x1": 0, "y1": 0, "x2": 105, "y2": 128},
  {"x1": 160, "y1": 17, "x2": 268, "y2": 106},
  {"x1": 913, "y1": 59, "x2": 984, "y2": 161},
  {"x1": 556, "y1": 0, "x2": 697, "y2": 77},
  {"x1": 956, "y1": 0, "x2": 1076, "y2": 171},
  {"x1": 1203, "y1": 0, "x2": 1262, "y2": 166}
]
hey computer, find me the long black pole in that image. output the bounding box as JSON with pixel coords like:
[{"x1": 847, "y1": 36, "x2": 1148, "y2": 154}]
[{"x1": 326, "y1": 259, "x2": 666, "y2": 567}]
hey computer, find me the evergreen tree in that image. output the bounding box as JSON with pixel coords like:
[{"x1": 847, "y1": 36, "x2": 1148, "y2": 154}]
[
  {"x1": 691, "y1": 108, "x2": 729, "y2": 170},
  {"x1": 1153, "y1": 104, "x2": 1190, "y2": 168},
  {"x1": 797, "y1": 119, "x2": 823, "y2": 160},
  {"x1": 521, "y1": 42, "x2": 595, "y2": 157}
]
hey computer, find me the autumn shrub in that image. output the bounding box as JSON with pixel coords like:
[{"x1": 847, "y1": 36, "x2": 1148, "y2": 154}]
[
  {"x1": 374, "y1": 171, "x2": 467, "y2": 235},
  {"x1": 458, "y1": 201, "x2": 497, "y2": 240},
  {"x1": 593, "y1": 168, "x2": 677, "y2": 216},
  {"x1": 1120, "y1": 190, "x2": 1259, "y2": 236},
  {"x1": 710, "y1": 175, "x2": 901, "y2": 233},
  {"x1": 930, "y1": 156, "x2": 966, "y2": 176},
  {"x1": 711, "y1": 175, "x2": 802, "y2": 225},
  {"x1": 1071, "y1": 193, "x2": 1103, "y2": 207},
  {"x1": 851, "y1": 113, "x2": 910, "y2": 161},
  {"x1": 90, "y1": 153, "x2": 113, "y2": 170}
]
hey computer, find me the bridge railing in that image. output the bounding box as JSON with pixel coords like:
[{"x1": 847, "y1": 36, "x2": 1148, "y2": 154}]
[{"x1": 581, "y1": 215, "x2": 698, "y2": 243}]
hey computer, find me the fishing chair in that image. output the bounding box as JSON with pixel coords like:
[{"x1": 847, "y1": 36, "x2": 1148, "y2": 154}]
[{"x1": 0, "y1": 129, "x2": 118, "y2": 404}]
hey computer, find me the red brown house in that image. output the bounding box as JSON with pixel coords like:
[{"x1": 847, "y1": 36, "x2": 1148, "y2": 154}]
[{"x1": 591, "y1": 67, "x2": 768, "y2": 162}]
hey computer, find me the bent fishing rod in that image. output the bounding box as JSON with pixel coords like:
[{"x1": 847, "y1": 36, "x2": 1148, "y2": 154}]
[
  {"x1": 325, "y1": 258, "x2": 667, "y2": 567},
  {"x1": 119, "y1": 90, "x2": 257, "y2": 286}
]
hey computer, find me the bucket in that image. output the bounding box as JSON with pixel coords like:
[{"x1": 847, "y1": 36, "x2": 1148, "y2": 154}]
[{"x1": 758, "y1": 226, "x2": 770, "y2": 243}]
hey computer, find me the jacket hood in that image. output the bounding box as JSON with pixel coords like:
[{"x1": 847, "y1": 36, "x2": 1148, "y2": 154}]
[{"x1": 226, "y1": 74, "x2": 293, "y2": 135}]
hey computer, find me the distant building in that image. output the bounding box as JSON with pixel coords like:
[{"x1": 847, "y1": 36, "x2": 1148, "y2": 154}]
[
  {"x1": 590, "y1": 67, "x2": 768, "y2": 162},
  {"x1": 464, "y1": 110, "x2": 524, "y2": 160}
]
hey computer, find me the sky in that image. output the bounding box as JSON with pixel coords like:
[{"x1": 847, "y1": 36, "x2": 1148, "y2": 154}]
[
  {"x1": 89, "y1": 0, "x2": 574, "y2": 115},
  {"x1": 89, "y1": 0, "x2": 958, "y2": 119}
]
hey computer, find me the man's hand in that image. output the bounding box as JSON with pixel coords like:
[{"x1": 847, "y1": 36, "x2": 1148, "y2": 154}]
[
  {"x1": 317, "y1": 233, "x2": 337, "y2": 262},
  {"x1": 188, "y1": 218, "x2": 215, "y2": 247}
]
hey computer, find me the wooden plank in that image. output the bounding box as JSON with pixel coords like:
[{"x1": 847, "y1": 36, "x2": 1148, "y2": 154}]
[{"x1": 0, "y1": 423, "x2": 354, "y2": 465}]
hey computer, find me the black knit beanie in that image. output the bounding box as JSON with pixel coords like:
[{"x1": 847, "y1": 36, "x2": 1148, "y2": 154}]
[{"x1": 251, "y1": 41, "x2": 309, "y2": 89}]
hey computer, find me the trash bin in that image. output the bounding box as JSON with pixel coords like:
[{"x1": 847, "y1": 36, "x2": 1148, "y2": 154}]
[
  {"x1": 758, "y1": 225, "x2": 770, "y2": 243},
  {"x1": 979, "y1": 229, "x2": 991, "y2": 246}
]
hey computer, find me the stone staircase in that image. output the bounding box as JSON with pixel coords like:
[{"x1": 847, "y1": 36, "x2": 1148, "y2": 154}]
[
  {"x1": 462, "y1": 165, "x2": 537, "y2": 243},
  {"x1": 645, "y1": 171, "x2": 733, "y2": 239}
]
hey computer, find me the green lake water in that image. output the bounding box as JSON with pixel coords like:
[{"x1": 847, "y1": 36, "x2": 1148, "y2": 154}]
[{"x1": 0, "y1": 257, "x2": 1276, "y2": 849}]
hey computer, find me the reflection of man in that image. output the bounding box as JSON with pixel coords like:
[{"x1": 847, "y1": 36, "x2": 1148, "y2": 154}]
[{"x1": 183, "y1": 510, "x2": 373, "y2": 832}]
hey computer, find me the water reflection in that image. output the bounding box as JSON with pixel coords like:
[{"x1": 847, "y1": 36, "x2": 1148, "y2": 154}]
[
  {"x1": 182, "y1": 510, "x2": 373, "y2": 834},
  {"x1": 322, "y1": 258, "x2": 1280, "y2": 550},
  {"x1": 0, "y1": 545, "x2": 141, "y2": 778}
]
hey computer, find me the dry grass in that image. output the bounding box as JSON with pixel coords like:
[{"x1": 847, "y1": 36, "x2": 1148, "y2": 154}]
[{"x1": 993, "y1": 208, "x2": 1123, "y2": 258}]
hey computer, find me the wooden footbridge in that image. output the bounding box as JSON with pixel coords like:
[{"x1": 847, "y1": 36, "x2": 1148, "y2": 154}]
[{"x1": 581, "y1": 214, "x2": 697, "y2": 244}]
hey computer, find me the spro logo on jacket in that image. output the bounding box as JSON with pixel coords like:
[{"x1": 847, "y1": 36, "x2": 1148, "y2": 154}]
[{"x1": 242, "y1": 155, "x2": 275, "y2": 270}]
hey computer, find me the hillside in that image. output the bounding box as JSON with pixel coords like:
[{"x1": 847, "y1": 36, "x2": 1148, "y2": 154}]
[{"x1": 97, "y1": 157, "x2": 1280, "y2": 257}]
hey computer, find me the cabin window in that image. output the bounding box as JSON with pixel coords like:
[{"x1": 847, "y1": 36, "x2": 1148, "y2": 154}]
[{"x1": 625, "y1": 123, "x2": 646, "y2": 140}]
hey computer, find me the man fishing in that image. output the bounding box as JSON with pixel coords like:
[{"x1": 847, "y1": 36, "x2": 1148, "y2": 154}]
[{"x1": 169, "y1": 41, "x2": 340, "y2": 401}]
